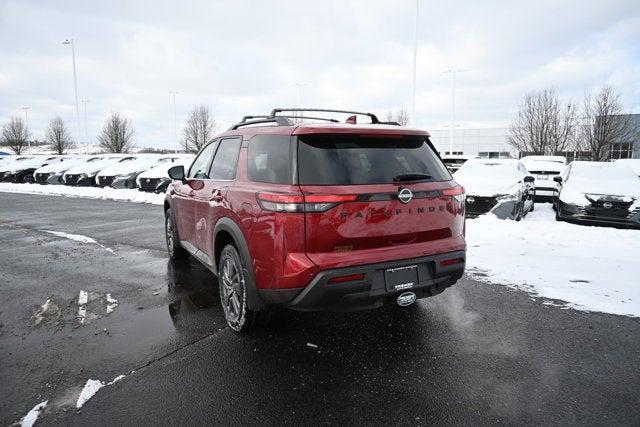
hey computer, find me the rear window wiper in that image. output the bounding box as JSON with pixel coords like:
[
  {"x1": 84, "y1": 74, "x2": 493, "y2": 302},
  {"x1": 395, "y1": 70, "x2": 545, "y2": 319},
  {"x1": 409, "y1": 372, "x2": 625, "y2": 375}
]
[{"x1": 393, "y1": 173, "x2": 432, "y2": 183}]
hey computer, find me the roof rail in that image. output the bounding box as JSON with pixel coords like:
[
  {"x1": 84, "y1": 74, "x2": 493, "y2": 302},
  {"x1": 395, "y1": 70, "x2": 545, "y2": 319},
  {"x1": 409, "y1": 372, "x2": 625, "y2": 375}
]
[
  {"x1": 277, "y1": 115, "x2": 340, "y2": 123},
  {"x1": 239, "y1": 115, "x2": 268, "y2": 123},
  {"x1": 228, "y1": 116, "x2": 294, "y2": 131},
  {"x1": 269, "y1": 108, "x2": 381, "y2": 124}
]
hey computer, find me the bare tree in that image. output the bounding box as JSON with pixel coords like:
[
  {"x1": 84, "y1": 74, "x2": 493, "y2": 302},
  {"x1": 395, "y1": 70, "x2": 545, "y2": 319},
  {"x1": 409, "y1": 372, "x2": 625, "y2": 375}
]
[
  {"x1": 46, "y1": 117, "x2": 75, "y2": 154},
  {"x1": 1, "y1": 117, "x2": 29, "y2": 154},
  {"x1": 385, "y1": 109, "x2": 410, "y2": 126},
  {"x1": 182, "y1": 105, "x2": 216, "y2": 153},
  {"x1": 578, "y1": 85, "x2": 634, "y2": 161},
  {"x1": 97, "y1": 112, "x2": 135, "y2": 153},
  {"x1": 508, "y1": 88, "x2": 576, "y2": 156}
]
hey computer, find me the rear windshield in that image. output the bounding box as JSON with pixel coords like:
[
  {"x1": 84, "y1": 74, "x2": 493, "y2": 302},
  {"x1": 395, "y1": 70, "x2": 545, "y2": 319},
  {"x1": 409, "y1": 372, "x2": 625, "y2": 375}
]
[{"x1": 297, "y1": 135, "x2": 451, "y2": 185}]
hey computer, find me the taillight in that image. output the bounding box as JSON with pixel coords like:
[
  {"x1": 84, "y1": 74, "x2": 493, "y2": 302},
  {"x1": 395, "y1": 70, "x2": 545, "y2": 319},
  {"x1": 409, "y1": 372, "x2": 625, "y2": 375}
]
[
  {"x1": 442, "y1": 185, "x2": 465, "y2": 202},
  {"x1": 256, "y1": 193, "x2": 357, "y2": 213},
  {"x1": 443, "y1": 185, "x2": 465, "y2": 216}
]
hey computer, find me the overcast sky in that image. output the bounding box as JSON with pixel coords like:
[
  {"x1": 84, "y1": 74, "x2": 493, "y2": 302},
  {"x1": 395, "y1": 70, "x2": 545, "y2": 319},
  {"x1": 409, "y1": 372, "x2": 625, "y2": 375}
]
[{"x1": 1, "y1": 0, "x2": 639, "y2": 150}]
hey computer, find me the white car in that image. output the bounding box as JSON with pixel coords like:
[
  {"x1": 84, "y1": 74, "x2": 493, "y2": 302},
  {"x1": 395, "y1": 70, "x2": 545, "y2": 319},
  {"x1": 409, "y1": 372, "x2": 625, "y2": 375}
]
[
  {"x1": 520, "y1": 155, "x2": 567, "y2": 200},
  {"x1": 454, "y1": 158, "x2": 536, "y2": 220},
  {"x1": 34, "y1": 156, "x2": 92, "y2": 185},
  {"x1": 554, "y1": 161, "x2": 640, "y2": 228},
  {"x1": 441, "y1": 154, "x2": 475, "y2": 174},
  {"x1": 136, "y1": 156, "x2": 194, "y2": 193},
  {"x1": 95, "y1": 155, "x2": 184, "y2": 189},
  {"x1": 614, "y1": 159, "x2": 640, "y2": 178},
  {"x1": 0, "y1": 155, "x2": 64, "y2": 183},
  {"x1": 63, "y1": 155, "x2": 132, "y2": 186}
]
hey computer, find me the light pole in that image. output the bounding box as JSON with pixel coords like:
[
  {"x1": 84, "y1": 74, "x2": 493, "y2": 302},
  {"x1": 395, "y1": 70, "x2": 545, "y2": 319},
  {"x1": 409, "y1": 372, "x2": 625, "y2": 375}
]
[
  {"x1": 411, "y1": 0, "x2": 419, "y2": 126},
  {"x1": 443, "y1": 68, "x2": 467, "y2": 155},
  {"x1": 62, "y1": 39, "x2": 81, "y2": 151},
  {"x1": 291, "y1": 83, "x2": 309, "y2": 120},
  {"x1": 170, "y1": 90, "x2": 179, "y2": 153},
  {"x1": 81, "y1": 99, "x2": 89, "y2": 153},
  {"x1": 22, "y1": 107, "x2": 30, "y2": 153}
]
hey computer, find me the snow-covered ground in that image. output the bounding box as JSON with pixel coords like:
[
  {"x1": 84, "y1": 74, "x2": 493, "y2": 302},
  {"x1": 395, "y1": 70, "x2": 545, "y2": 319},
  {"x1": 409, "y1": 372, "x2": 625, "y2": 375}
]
[
  {"x1": 466, "y1": 203, "x2": 640, "y2": 317},
  {"x1": 0, "y1": 182, "x2": 164, "y2": 205}
]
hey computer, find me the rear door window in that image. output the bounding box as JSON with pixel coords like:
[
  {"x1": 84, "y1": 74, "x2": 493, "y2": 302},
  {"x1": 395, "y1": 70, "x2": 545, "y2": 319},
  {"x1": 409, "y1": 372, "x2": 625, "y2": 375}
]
[
  {"x1": 209, "y1": 138, "x2": 242, "y2": 180},
  {"x1": 297, "y1": 135, "x2": 451, "y2": 185},
  {"x1": 247, "y1": 135, "x2": 292, "y2": 184}
]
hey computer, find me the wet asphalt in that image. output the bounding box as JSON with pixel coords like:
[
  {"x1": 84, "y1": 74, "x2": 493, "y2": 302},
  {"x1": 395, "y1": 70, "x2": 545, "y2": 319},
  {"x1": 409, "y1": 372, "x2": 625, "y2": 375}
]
[{"x1": 1, "y1": 192, "x2": 639, "y2": 426}]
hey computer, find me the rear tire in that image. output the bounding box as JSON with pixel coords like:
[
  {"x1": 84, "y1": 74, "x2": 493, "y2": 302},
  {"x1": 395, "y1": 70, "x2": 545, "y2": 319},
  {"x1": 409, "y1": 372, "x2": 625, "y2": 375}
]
[
  {"x1": 165, "y1": 209, "x2": 188, "y2": 260},
  {"x1": 218, "y1": 244, "x2": 258, "y2": 333}
]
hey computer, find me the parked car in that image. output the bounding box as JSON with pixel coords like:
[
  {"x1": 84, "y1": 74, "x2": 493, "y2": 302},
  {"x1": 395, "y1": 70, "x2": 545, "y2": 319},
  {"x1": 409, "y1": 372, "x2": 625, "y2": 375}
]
[
  {"x1": 164, "y1": 108, "x2": 466, "y2": 332},
  {"x1": 441, "y1": 154, "x2": 474, "y2": 174},
  {"x1": 0, "y1": 155, "x2": 63, "y2": 183},
  {"x1": 95, "y1": 155, "x2": 183, "y2": 189},
  {"x1": 63, "y1": 155, "x2": 130, "y2": 186},
  {"x1": 454, "y1": 158, "x2": 536, "y2": 220},
  {"x1": 614, "y1": 159, "x2": 640, "y2": 178},
  {"x1": 553, "y1": 161, "x2": 640, "y2": 228},
  {"x1": 137, "y1": 156, "x2": 194, "y2": 193},
  {"x1": 520, "y1": 156, "x2": 567, "y2": 201},
  {"x1": 34, "y1": 156, "x2": 92, "y2": 185}
]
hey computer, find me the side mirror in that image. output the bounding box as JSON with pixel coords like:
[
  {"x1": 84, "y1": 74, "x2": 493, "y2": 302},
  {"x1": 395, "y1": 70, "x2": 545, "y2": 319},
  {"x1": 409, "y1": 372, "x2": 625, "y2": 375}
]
[
  {"x1": 553, "y1": 176, "x2": 563, "y2": 183},
  {"x1": 168, "y1": 165, "x2": 185, "y2": 181},
  {"x1": 523, "y1": 175, "x2": 535, "y2": 183}
]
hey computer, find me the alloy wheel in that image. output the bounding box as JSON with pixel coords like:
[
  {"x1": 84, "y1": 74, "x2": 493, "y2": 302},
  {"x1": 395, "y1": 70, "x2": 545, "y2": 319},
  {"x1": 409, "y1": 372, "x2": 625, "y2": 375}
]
[{"x1": 220, "y1": 255, "x2": 244, "y2": 327}]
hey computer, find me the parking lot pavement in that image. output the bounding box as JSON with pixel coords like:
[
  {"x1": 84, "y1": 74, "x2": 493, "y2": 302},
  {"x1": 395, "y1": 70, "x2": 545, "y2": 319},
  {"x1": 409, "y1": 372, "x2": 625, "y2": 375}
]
[{"x1": 1, "y1": 193, "x2": 640, "y2": 425}]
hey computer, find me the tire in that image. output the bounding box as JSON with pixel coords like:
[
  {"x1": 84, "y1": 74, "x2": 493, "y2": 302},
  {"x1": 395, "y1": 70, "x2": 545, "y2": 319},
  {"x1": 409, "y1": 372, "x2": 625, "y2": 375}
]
[
  {"x1": 22, "y1": 174, "x2": 34, "y2": 184},
  {"x1": 555, "y1": 201, "x2": 562, "y2": 222},
  {"x1": 218, "y1": 244, "x2": 257, "y2": 332},
  {"x1": 165, "y1": 209, "x2": 188, "y2": 260}
]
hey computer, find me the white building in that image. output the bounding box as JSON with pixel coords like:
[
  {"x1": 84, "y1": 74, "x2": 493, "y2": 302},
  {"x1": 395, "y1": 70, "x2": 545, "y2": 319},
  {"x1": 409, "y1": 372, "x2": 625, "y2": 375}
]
[{"x1": 428, "y1": 127, "x2": 517, "y2": 158}]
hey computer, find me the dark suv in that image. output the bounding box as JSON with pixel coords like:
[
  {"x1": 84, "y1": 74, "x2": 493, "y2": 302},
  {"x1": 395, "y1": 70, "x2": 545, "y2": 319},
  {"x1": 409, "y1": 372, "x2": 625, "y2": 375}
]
[{"x1": 164, "y1": 109, "x2": 466, "y2": 331}]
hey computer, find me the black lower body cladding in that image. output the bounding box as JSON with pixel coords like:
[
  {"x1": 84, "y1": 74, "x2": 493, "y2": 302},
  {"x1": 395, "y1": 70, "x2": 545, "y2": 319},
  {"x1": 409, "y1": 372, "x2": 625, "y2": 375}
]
[{"x1": 258, "y1": 251, "x2": 465, "y2": 311}]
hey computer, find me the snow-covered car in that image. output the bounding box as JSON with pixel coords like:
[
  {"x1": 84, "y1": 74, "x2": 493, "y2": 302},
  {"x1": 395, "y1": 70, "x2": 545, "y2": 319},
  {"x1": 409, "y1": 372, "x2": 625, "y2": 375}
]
[
  {"x1": 0, "y1": 155, "x2": 63, "y2": 183},
  {"x1": 34, "y1": 156, "x2": 93, "y2": 185},
  {"x1": 441, "y1": 154, "x2": 475, "y2": 174},
  {"x1": 454, "y1": 158, "x2": 536, "y2": 220},
  {"x1": 520, "y1": 155, "x2": 567, "y2": 201},
  {"x1": 63, "y1": 155, "x2": 131, "y2": 186},
  {"x1": 95, "y1": 155, "x2": 183, "y2": 189},
  {"x1": 136, "y1": 155, "x2": 194, "y2": 193},
  {"x1": 614, "y1": 159, "x2": 640, "y2": 178},
  {"x1": 553, "y1": 161, "x2": 640, "y2": 228}
]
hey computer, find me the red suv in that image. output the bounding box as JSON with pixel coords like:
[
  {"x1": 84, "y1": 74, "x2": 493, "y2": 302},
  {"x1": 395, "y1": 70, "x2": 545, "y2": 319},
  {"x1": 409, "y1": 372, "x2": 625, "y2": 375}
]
[{"x1": 165, "y1": 109, "x2": 466, "y2": 331}]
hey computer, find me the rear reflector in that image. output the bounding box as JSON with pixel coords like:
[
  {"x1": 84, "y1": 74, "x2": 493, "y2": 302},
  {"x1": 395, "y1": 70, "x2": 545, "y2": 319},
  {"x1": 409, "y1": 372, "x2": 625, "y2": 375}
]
[
  {"x1": 439, "y1": 258, "x2": 464, "y2": 267},
  {"x1": 328, "y1": 273, "x2": 365, "y2": 284}
]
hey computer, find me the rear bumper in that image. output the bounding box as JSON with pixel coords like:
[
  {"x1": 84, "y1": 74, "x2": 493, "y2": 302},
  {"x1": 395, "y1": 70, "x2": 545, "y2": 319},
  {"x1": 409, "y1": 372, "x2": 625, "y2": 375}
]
[{"x1": 258, "y1": 251, "x2": 465, "y2": 311}]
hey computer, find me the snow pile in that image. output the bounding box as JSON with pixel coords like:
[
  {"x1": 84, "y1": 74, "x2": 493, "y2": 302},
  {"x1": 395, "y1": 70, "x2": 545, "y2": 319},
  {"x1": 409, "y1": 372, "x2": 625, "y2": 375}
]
[
  {"x1": 0, "y1": 183, "x2": 165, "y2": 205},
  {"x1": 44, "y1": 230, "x2": 117, "y2": 254},
  {"x1": 466, "y1": 204, "x2": 640, "y2": 317},
  {"x1": 19, "y1": 400, "x2": 48, "y2": 427},
  {"x1": 76, "y1": 375, "x2": 126, "y2": 408}
]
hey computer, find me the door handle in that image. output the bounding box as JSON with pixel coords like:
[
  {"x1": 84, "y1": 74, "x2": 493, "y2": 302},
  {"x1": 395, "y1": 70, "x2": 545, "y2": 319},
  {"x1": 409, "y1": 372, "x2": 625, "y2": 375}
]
[{"x1": 188, "y1": 190, "x2": 195, "y2": 197}]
